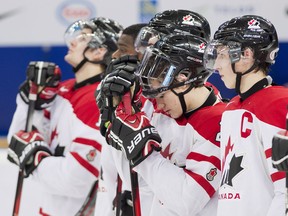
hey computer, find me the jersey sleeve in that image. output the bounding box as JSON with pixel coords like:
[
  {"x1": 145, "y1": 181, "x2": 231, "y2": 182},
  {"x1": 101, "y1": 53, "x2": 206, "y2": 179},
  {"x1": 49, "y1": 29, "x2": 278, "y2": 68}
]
[
  {"x1": 31, "y1": 86, "x2": 106, "y2": 199},
  {"x1": 134, "y1": 115, "x2": 221, "y2": 215},
  {"x1": 32, "y1": 114, "x2": 105, "y2": 198}
]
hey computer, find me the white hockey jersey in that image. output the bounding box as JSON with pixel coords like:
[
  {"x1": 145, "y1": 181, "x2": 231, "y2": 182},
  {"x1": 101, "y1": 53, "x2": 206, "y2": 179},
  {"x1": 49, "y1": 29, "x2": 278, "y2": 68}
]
[
  {"x1": 8, "y1": 76, "x2": 106, "y2": 216},
  {"x1": 134, "y1": 95, "x2": 226, "y2": 216},
  {"x1": 218, "y1": 84, "x2": 288, "y2": 216}
]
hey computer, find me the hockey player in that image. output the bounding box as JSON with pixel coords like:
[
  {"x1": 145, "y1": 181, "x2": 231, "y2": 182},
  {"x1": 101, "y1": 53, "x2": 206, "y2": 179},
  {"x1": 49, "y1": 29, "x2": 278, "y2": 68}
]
[
  {"x1": 203, "y1": 15, "x2": 288, "y2": 215},
  {"x1": 104, "y1": 33, "x2": 226, "y2": 216},
  {"x1": 7, "y1": 17, "x2": 123, "y2": 216},
  {"x1": 97, "y1": 10, "x2": 220, "y2": 216},
  {"x1": 95, "y1": 23, "x2": 147, "y2": 216}
]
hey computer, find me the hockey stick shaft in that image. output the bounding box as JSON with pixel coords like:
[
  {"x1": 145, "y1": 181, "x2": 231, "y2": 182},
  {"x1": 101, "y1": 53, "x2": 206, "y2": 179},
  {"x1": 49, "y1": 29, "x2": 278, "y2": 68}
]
[
  {"x1": 12, "y1": 82, "x2": 38, "y2": 216},
  {"x1": 12, "y1": 61, "x2": 47, "y2": 216},
  {"x1": 122, "y1": 92, "x2": 141, "y2": 216},
  {"x1": 115, "y1": 174, "x2": 123, "y2": 216},
  {"x1": 75, "y1": 181, "x2": 98, "y2": 216}
]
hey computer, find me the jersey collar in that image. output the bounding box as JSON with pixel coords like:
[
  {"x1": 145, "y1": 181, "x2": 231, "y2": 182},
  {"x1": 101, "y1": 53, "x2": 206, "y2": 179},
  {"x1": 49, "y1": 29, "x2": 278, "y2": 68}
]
[
  {"x1": 240, "y1": 76, "x2": 273, "y2": 101},
  {"x1": 74, "y1": 74, "x2": 103, "y2": 90}
]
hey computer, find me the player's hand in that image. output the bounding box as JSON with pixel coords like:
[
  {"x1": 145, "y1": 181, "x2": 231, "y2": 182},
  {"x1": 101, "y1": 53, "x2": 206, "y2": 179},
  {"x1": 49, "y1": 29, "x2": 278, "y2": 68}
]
[
  {"x1": 95, "y1": 80, "x2": 114, "y2": 136},
  {"x1": 103, "y1": 55, "x2": 142, "y2": 111},
  {"x1": 272, "y1": 130, "x2": 288, "y2": 171},
  {"x1": 105, "y1": 55, "x2": 139, "y2": 77},
  {"x1": 96, "y1": 55, "x2": 142, "y2": 137},
  {"x1": 102, "y1": 55, "x2": 139, "y2": 97},
  {"x1": 19, "y1": 61, "x2": 61, "y2": 110},
  {"x1": 106, "y1": 102, "x2": 162, "y2": 167},
  {"x1": 7, "y1": 130, "x2": 52, "y2": 177}
]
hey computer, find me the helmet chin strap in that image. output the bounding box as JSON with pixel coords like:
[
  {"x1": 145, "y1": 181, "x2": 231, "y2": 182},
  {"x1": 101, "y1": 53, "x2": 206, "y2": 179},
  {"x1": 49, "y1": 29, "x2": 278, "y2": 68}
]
[
  {"x1": 73, "y1": 47, "x2": 108, "y2": 73},
  {"x1": 73, "y1": 47, "x2": 90, "y2": 73},
  {"x1": 171, "y1": 84, "x2": 194, "y2": 115},
  {"x1": 232, "y1": 60, "x2": 259, "y2": 95}
]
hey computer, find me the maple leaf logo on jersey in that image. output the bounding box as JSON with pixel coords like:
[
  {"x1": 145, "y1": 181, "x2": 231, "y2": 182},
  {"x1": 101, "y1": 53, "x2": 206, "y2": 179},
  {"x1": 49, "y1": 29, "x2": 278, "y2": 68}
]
[
  {"x1": 222, "y1": 137, "x2": 233, "y2": 169},
  {"x1": 87, "y1": 149, "x2": 96, "y2": 162},
  {"x1": 221, "y1": 154, "x2": 244, "y2": 187},
  {"x1": 160, "y1": 143, "x2": 174, "y2": 160},
  {"x1": 221, "y1": 136, "x2": 244, "y2": 187}
]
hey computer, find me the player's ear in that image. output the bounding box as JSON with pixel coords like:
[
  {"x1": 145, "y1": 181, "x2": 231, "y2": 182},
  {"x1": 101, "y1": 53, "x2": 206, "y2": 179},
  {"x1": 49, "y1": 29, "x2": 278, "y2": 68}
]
[{"x1": 242, "y1": 48, "x2": 254, "y2": 61}]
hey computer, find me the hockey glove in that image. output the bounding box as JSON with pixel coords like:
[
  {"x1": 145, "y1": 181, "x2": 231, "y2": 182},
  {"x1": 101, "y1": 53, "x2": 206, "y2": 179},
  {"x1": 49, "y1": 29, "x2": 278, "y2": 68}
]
[
  {"x1": 95, "y1": 80, "x2": 114, "y2": 136},
  {"x1": 105, "y1": 55, "x2": 139, "y2": 77},
  {"x1": 272, "y1": 130, "x2": 288, "y2": 171},
  {"x1": 107, "y1": 102, "x2": 162, "y2": 167},
  {"x1": 7, "y1": 130, "x2": 52, "y2": 177},
  {"x1": 102, "y1": 59, "x2": 138, "y2": 97},
  {"x1": 96, "y1": 55, "x2": 142, "y2": 136},
  {"x1": 19, "y1": 61, "x2": 61, "y2": 110},
  {"x1": 103, "y1": 55, "x2": 142, "y2": 110}
]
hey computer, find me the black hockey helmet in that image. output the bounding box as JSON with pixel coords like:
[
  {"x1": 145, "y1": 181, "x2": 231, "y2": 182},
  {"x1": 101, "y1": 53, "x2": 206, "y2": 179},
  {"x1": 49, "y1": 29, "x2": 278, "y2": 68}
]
[
  {"x1": 149, "y1": 9, "x2": 210, "y2": 40},
  {"x1": 64, "y1": 17, "x2": 123, "y2": 71},
  {"x1": 65, "y1": 17, "x2": 123, "y2": 51},
  {"x1": 213, "y1": 15, "x2": 278, "y2": 64},
  {"x1": 89, "y1": 17, "x2": 123, "y2": 51},
  {"x1": 134, "y1": 9, "x2": 210, "y2": 53},
  {"x1": 137, "y1": 34, "x2": 211, "y2": 98}
]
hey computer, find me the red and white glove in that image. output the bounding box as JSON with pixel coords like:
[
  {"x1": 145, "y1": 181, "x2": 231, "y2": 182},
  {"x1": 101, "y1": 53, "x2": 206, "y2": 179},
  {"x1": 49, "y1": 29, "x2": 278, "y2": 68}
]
[
  {"x1": 106, "y1": 102, "x2": 162, "y2": 167},
  {"x1": 7, "y1": 130, "x2": 51, "y2": 177}
]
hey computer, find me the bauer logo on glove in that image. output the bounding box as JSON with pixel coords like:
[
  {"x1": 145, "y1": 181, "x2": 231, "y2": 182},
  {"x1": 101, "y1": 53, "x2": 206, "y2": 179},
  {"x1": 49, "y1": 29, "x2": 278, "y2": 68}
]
[
  {"x1": 7, "y1": 130, "x2": 52, "y2": 177},
  {"x1": 126, "y1": 126, "x2": 159, "y2": 155},
  {"x1": 107, "y1": 104, "x2": 162, "y2": 167}
]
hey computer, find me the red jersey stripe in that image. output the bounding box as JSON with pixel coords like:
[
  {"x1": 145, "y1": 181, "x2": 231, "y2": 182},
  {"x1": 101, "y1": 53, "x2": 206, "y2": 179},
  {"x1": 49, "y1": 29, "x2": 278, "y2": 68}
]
[
  {"x1": 44, "y1": 109, "x2": 50, "y2": 120},
  {"x1": 73, "y1": 137, "x2": 102, "y2": 152},
  {"x1": 271, "y1": 171, "x2": 286, "y2": 182},
  {"x1": 187, "y1": 152, "x2": 221, "y2": 171},
  {"x1": 184, "y1": 169, "x2": 216, "y2": 198},
  {"x1": 39, "y1": 207, "x2": 50, "y2": 216},
  {"x1": 265, "y1": 148, "x2": 272, "y2": 158},
  {"x1": 71, "y1": 152, "x2": 99, "y2": 177}
]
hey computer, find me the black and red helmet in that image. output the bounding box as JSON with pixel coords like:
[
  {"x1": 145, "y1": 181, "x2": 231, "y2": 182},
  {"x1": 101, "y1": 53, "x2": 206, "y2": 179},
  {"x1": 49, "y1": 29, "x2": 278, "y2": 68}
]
[
  {"x1": 89, "y1": 17, "x2": 123, "y2": 51},
  {"x1": 149, "y1": 9, "x2": 211, "y2": 40},
  {"x1": 137, "y1": 34, "x2": 211, "y2": 98},
  {"x1": 134, "y1": 9, "x2": 211, "y2": 54},
  {"x1": 214, "y1": 15, "x2": 279, "y2": 64}
]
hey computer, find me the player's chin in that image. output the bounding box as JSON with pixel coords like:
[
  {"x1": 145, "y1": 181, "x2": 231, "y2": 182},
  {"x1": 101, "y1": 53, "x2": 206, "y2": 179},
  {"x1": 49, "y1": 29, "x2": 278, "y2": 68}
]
[
  {"x1": 64, "y1": 54, "x2": 73, "y2": 65},
  {"x1": 169, "y1": 111, "x2": 182, "y2": 119}
]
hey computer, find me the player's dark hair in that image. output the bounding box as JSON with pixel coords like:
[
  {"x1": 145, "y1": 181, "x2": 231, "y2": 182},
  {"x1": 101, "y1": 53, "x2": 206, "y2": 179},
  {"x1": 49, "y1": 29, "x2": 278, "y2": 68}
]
[{"x1": 123, "y1": 23, "x2": 148, "y2": 41}]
